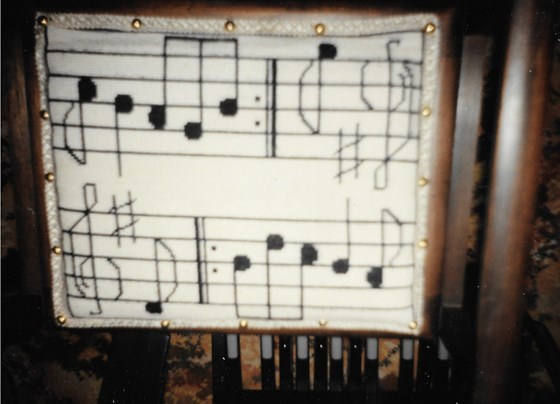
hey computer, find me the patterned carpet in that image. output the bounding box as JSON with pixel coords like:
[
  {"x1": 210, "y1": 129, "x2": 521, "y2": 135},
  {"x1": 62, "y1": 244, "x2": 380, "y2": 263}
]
[{"x1": 2, "y1": 30, "x2": 559, "y2": 404}]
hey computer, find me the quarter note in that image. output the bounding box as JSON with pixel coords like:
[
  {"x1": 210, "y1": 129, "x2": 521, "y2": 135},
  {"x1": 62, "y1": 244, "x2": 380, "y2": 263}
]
[
  {"x1": 114, "y1": 94, "x2": 134, "y2": 176},
  {"x1": 300, "y1": 243, "x2": 318, "y2": 319},
  {"x1": 63, "y1": 76, "x2": 97, "y2": 164},
  {"x1": 266, "y1": 234, "x2": 284, "y2": 319},
  {"x1": 146, "y1": 238, "x2": 178, "y2": 314}
]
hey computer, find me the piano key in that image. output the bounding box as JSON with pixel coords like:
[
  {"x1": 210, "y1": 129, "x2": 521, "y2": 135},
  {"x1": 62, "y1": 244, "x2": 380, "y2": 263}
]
[
  {"x1": 330, "y1": 336, "x2": 343, "y2": 391},
  {"x1": 348, "y1": 337, "x2": 363, "y2": 391},
  {"x1": 225, "y1": 333, "x2": 242, "y2": 392},
  {"x1": 398, "y1": 338, "x2": 414, "y2": 393},
  {"x1": 279, "y1": 335, "x2": 294, "y2": 390},
  {"x1": 260, "y1": 335, "x2": 276, "y2": 391},
  {"x1": 314, "y1": 336, "x2": 328, "y2": 391},
  {"x1": 296, "y1": 335, "x2": 310, "y2": 391},
  {"x1": 433, "y1": 339, "x2": 450, "y2": 392},
  {"x1": 364, "y1": 337, "x2": 379, "y2": 394}
]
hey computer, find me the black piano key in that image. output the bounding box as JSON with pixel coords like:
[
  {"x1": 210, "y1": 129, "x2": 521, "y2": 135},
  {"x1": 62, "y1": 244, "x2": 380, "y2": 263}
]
[
  {"x1": 348, "y1": 337, "x2": 363, "y2": 391},
  {"x1": 329, "y1": 336, "x2": 343, "y2": 392},
  {"x1": 279, "y1": 335, "x2": 294, "y2": 390},
  {"x1": 364, "y1": 338, "x2": 379, "y2": 394},
  {"x1": 212, "y1": 333, "x2": 228, "y2": 394},
  {"x1": 296, "y1": 336, "x2": 310, "y2": 391},
  {"x1": 433, "y1": 339, "x2": 450, "y2": 392},
  {"x1": 314, "y1": 336, "x2": 328, "y2": 391},
  {"x1": 260, "y1": 335, "x2": 276, "y2": 391},
  {"x1": 398, "y1": 339, "x2": 414, "y2": 393},
  {"x1": 415, "y1": 339, "x2": 435, "y2": 392},
  {"x1": 225, "y1": 334, "x2": 242, "y2": 392}
]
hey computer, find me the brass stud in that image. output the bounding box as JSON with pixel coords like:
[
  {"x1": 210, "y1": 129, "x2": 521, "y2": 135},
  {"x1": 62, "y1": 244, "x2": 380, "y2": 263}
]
[
  {"x1": 418, "y1": 177, "x2": 429, "y2": 186},
  {"x1": 421, "y1": 107, "x2": 432, "y2": 117},
  {"x1": 409, "y1": 320, "x2": 418, "y2": 330},
  {"x1": 224, "y1": 20, "x2": 235, "y2": 32},
  {"x1": 38, "y1": 16, "x2": 48, "y2": 27},
  {"x1": 319, "y1": 319, "x2": 327, "y2": 327},
  {"x1": 315, "y1": 23, "x2": 325, "y2": 35},
  {"x1": 52, "y1": 246, "x2": 62, "y2": 255},
  {"x1": 56, "y1": 315, "x2": 66, "y2": 325},
  {"x1": 424, "y1": 23, "x2": 436, "y2": 34},
  {"x1": 45, "y1": 172, "x2": 55, "y2": 182},
  {"x1": 40, "y1": 110, "x2": 50, "y2": 120},
  {"x1": 131, "y1": 18, "x2": 142, "y2": 29},
  {"x1": 418, "y1": 239, "x2": 428, "y2": 249},
  {"x1": 161, "y1": 320, "x2": 170, "y2": 328},
  {"x1": 239, "y1": 319, "x2": 248, "y2": 328}
]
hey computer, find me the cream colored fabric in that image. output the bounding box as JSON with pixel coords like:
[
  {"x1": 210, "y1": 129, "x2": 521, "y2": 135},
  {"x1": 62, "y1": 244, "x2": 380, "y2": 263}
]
[{"x1": 36, "y1": 13, "x2": 440, "y2": 334}]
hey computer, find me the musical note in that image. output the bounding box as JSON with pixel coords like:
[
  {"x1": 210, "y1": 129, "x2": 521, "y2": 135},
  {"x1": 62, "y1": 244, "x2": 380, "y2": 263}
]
[
  {"x1": 146, "y1": 238, "x2": 178, "y2": 314},
  {"x1": 332, "y1": 199, "x2": 352, "y2": 274},
  {"x1": 62, "y1": 77, "x2": 97, "y2": 164},
  {"x1": 233, "y1": 255, "x2": 252, "y2": 317},
  {"x1": 266, "y1": 234, "x2": 285, "y2": 319},
  {"x1": 114, "y1": 94, "x2": 134, "y2": 176},
  {"x1": 300, "y1": 243, "x2": 318, "y2": 318},
  {"x1": 148, "y1": 105, "x2": 166, "y2": 129},
  {"x1": 367, "y1": 266, "x2": 383, "y2": 288},
  {"x1": 163, "y1": 37, "x2": 239, "y2": 141}
]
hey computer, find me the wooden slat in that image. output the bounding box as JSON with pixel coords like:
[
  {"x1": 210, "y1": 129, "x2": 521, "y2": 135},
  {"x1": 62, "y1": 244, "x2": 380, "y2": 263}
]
[
  {"x1": 212, "y1": 333, "x2": 228, "y2": 394},
  {"x1": 279, "y1": 335, "x2": 294, "y2": 391},
  {"x1": 314, "y1": 336, "x2": 328, "y2": 391},
  {"x1": 3, "y1": 5, "x2": 44, "y2": 295},
  {"x1": 474, "y1": 0, "x2": 552, "y2": 402},
  {"x1": 347, "y1": 337, "x2": 363, "y2": 391},
  {"x1": 440, "y1": 33, "x2": 488, "y2": 311}
]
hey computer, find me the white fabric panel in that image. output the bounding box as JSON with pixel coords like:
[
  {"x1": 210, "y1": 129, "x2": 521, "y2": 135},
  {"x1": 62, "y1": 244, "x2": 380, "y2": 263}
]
[{"x1": 36, "y1": 13, "x2": 441, "y2": 334}]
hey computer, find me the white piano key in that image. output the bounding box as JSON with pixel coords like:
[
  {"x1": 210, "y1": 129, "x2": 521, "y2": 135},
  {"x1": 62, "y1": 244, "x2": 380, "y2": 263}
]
[
  {"x1": 297, "y1": 336, "x2": 308, "y2": 360},
  {"x1": 401, "y1": 338, "x2": 413, "y2": 360},
  {"x1": 227, "y1": 334, "x2": 239, "y2": 359},
  {"x1": 366, "y1": 338, "x2": 378, "y2": 360},
  {"x1": 261, "y1": 335, "x2": 273, "y2": 360},
  {"x1": 331, "y1": 336, "x2": 343, "y2": 360}
]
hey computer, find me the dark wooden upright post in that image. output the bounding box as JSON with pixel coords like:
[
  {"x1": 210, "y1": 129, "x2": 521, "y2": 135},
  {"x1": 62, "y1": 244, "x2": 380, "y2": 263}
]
[{"x1": 474, "y1": 0, "x2": 552, "y2": 402}]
